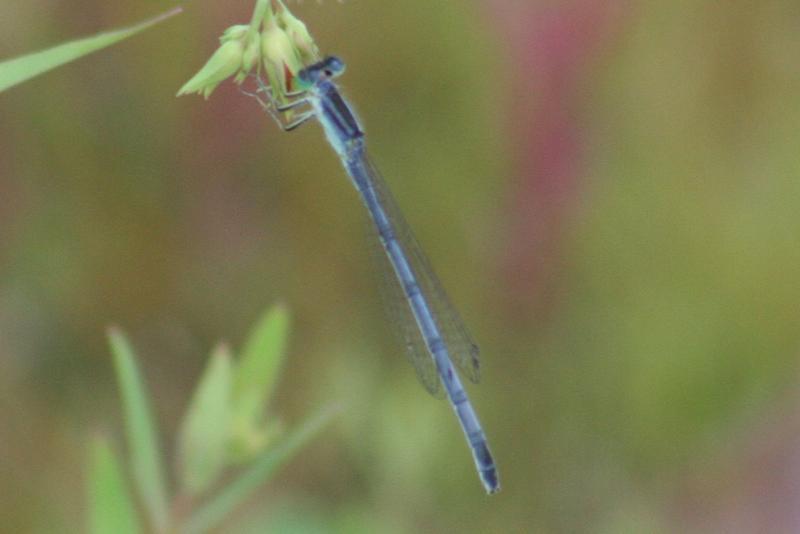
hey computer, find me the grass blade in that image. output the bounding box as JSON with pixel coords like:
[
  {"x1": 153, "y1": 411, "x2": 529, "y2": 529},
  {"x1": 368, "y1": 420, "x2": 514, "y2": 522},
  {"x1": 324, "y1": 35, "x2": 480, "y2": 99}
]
[
  {"x1": 0, "y1": 7, "x2": 182, "y2": 93},
  {"x1": 182, "y1": 405, "x2": 340, "y2": 534},
  {"x1": 231, "y1": 304, "x2": 290, "y2": 454},
  {"x1": 87, "y1": 434, "x2": 141, "y2": 534},
  {"x1": 108, "y1": 327, "x2": 170, "y2": 532},
  {"x1": 177, "y1": 344, "x2": 233, "y2": 497}
]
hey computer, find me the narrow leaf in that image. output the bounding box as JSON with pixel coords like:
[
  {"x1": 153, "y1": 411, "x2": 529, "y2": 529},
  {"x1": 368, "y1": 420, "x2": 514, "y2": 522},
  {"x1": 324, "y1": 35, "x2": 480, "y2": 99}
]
[
  {"x1": 182, "y1": 405, "x2": 340, "y2": 534},
  {"x1": 87, "y1": 435, "x2": 141, "y2": 534},
  {"x1": 0, "y1": 7, "x2": 182, "y2": 93},
  {"x1": 177, "y1": 344, "x2": 233, "y2": 496},
  {"x1": 108, "y1": 327, "x2": 169, "y2": 532},
  {"x1": 232, "y1": 304, "x2": 290, "y2": 442}
]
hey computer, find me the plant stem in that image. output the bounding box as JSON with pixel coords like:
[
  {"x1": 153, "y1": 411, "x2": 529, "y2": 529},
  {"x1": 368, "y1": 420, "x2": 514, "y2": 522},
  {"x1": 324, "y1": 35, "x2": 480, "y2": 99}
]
[{"x1": 250, "y1": 0, "x2": 274, "y2": 31}]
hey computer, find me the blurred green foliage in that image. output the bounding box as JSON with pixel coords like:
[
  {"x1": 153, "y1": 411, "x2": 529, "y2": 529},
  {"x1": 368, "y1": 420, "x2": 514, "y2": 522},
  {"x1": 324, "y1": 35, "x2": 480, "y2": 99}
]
[
  {"x1": 95, "y1": 306, "x2": 336, "y2": 533},
  {"x1": 2, "y1": 0, "x2": 800, "y2": 532},
  {"x1": 88, "y1": 435, "x2": 140, "y2": 534}
]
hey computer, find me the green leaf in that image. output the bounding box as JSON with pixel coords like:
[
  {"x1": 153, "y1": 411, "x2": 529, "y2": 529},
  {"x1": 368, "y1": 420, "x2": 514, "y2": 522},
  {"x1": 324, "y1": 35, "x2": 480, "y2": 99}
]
[
  {"x1": 87, "y1": 435, "x2": 141, "y2": 534},
  {"x1": 231, "y1": 304, "x2": 291, "y2": 453},
  {"x1": 0, "y1": 7, "x2": 182, "y2": 93},
  {"x1": 177, "y1": 344, "x2": 233, "y2": 496},
  {"x1": 182, "y1": 405, "x2": 340, "y2": 534},
  {"x1": 108, "y1": 327, "x2": 169, "y2": 533}
]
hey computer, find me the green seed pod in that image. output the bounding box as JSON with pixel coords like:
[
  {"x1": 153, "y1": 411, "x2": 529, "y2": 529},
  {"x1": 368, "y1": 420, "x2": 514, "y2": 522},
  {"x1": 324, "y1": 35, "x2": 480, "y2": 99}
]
[
  {"x1": 277, "y1": 3, "x2": 319, "y2": 63},
  {"x1": 220, "y1": 24, "x2": 249, "y2": 44},
  {"x1": 260, "y1": 21, "x2": 303, "y2": 96},
  {"x1": 177, "y1": 38, "x2": 244, "y2": 99},
  {"x1": 237, "y1": 31, "x2": 262, "y2": 84}
]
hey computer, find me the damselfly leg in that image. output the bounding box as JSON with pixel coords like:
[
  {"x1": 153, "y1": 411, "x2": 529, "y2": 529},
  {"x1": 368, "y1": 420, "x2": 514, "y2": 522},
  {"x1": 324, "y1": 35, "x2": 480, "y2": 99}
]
[{"x1": 240, "y1": 73, "x2": 313, "y2": 131}]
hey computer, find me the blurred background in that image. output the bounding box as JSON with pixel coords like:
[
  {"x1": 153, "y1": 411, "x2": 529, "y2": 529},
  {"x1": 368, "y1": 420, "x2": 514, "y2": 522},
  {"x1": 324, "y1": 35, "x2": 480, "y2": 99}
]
[{"x1": 2, "y1": 0, "x2": 800, "y2": 531}]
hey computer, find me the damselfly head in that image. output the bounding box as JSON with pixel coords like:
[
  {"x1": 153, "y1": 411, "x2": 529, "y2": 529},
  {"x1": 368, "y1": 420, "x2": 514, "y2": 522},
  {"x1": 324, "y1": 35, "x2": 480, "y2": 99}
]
[{"x1": 298, "y1": 56, "x2": 346, "y2": 84}]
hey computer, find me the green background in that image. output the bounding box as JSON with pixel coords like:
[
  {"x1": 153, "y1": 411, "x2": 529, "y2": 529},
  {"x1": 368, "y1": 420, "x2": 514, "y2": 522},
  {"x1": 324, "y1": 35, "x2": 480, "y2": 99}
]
[{"x1": 2, "y1": 1, "x2": 800, "y2": 531}]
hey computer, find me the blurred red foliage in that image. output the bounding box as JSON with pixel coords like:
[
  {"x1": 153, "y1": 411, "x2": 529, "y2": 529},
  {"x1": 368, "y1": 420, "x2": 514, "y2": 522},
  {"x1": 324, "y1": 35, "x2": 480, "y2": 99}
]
[{"x1": 486, "y1": 0, "x2": 631, "y2": 323}]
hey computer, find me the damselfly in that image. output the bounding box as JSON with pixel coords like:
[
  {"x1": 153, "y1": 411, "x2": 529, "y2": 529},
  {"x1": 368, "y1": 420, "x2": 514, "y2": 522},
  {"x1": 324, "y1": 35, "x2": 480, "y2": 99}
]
[{"x1": 249, "y1": 56, "x2": 499, "y2": 494}]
